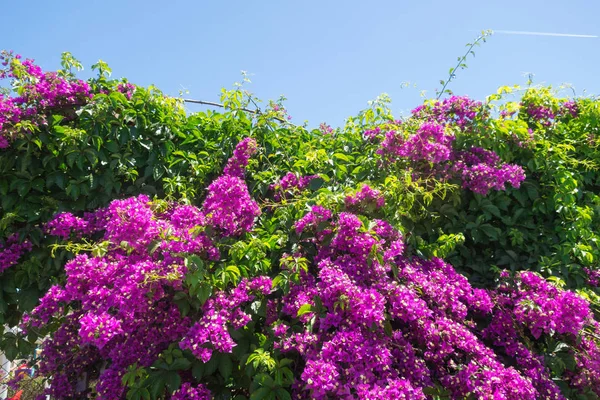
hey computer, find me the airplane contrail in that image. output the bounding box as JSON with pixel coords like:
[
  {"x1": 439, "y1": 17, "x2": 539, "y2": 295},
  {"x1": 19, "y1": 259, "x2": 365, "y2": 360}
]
[{"x1": 494, "y1": 30, "x2": 598, "y2": 38}]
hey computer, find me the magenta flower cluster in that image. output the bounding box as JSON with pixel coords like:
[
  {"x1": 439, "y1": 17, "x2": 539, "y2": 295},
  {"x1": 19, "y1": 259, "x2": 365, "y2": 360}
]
[
  {"x1": 223, "y1": 137, "x2": 258, "y2": 178},
  {"x1": 202, "y1": 175, "x2": 260, "y2": 237},
  {"x1": 13, "y1": 59, "x2": 92, "y2": 108},
  {"x1": 0, "y1": 234, "x2": 32, "y2": 273},
  {"x1": 377, "y1": 119, "x2": 525, "y2": 195},
  {"x1": 171, "y1": 382, "x2": 211, "y2": 400},
  {"x1": 0, "y1": 52, "x2": 91, "y2": 148},
  {"x1": 202, "y1": 137, "x2": 261, "y2": 236},
  {"x1": 0, "y1": 93, "x2": 21, "y2": 148},
  {"x1": 344, "y1": 184, "x2": 385, "y2": 214},
  {"x1": 269, "y1": 103, "x2": 292, "y2": 121},
  {"x1": 21, "y1": 165, "x2": 600, "y2": 399},
  {"x1": 561, "y1": 100, "x2": 579, "y2": 118},
  {"x1": 363, "y1": 126, "x2": 382, "y2": 140},
  {"x1": 180, "y1": 276, "x2": 271, "y2": 362},
  {"x1": 411, "y1": 96, "x2": 484, "y2": 130},
  {"x1": 25, "y1": 138, "x2": 263, "y2": 397},
  {"x1": 44, "y1": 212, "x2": 89, "y2": 240},
  {"x1": 511, "y1": 271, "x2": 591, "y2": 338},
  {"x1": 270, "y1": 206, "x2": 600, "y2": 399},
  {"x1": 270, "y1": 172, "x2": 318, "y2": 201},
  {"x1": 78, "y1": 311, "x2": 124, "y2": 349},
  {"x1": 484, "y1": 270, "x2": 600, "y2": 396},
  {"x1": 525, "y1": 99, "x2": 583, "y2": 124},
  {"x1": 585, "y1": 267, "x2": 600, "y2": 286},
  {"x1": 116, "y1": 82, "x2": 136, "y2": 100},
  {"x1": 379, "y1": 122, "x2": 455, "y2": 164},
  {"x1": 294, "y1": 205, "x2": 333, "y2": 236},
  {"x1": 30, "y1": 195, "x2": 212, "y2": 398},
  {"x1": 451, "y1": 147, "x2": 526, "y2": 195},
  {"x1": 319, "y1": 122, "x2": 334, "y2": 135},
  {"x1": 524, "y1": 102, "x2": 555, "y2": 127}
]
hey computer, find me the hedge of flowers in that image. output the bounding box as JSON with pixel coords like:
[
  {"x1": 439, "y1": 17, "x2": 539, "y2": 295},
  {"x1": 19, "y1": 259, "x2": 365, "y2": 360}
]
[{"x1": 2, "y1": 53, "x2": 600, "y2": 399}]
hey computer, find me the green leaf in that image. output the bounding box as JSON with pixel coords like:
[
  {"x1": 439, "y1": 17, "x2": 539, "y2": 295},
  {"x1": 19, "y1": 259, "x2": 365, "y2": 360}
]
[
  {"x1": 17, "y1": 182, "x2": 31, "y2": 197},
  {"x1": 4, "y1": 341, "x2": 18, "y2": 361},
  {"x1": 192, "y1": 362, "x2": 205, "y2": 380},
  {"x1": 218, "y1": 354, "x2": 233, "y2": 380},
  {"x1": 149, "y1": 375, "x2": 165, "y2": 399},
  {"x1": 250, "y1": 387, "x2": 272, "y2": 400},
  {"x1": 169, "y1": 357, "x2": 191, "y2": 371},
  {"x1": 66, "y1": 152, "x2": 78, "y2": 168},
  {"x1": 226, "y1": 265, "x2": 241, "y2": 278},
  {"x1": 274, "y1": 388, "x2": 292, "y2": 400},
  {"x1": 67, "y1": 183, "x2": 80, "y2": 199},
  {"x1": 153, "y1": 165, "x2": 165, "y2": 180},
  {"x1": 525, "y1": 182, "x2": 539, "y2": 201},
  {"x1": 0, "y1": 179, "x2": 8, "y2": 196},
  {"x1": 163, "y1": 370, "x2": 181, "y2": 391},
  {"x1": 309, "y1": 177, "x2": 324, "y2": 191},
  {"x1": 174, "y1": 298, "x2": 190, "y2": 317},
  {"x1": 482, "y1": 203, "x2": 501, "y2": 217},
  {"x1": 479, "y1": 224, "x2": 499, "y2": 240},
  {"x1": 31, "y1": 178, "x2": 45, "y2": 192},
  {"x1": 197, "y1": 283, "x2": 212, "y2": 305},
  {"x1": 54, "y1": 173, "x2": 66, "y2": 189},
  {"x1": 332, "y1": 153, "x2": 352, "y2": 162},
  {"x1": 17, "y1": 287, "x2": 40, "y2": 312},
  {"x1": 1, "y1": 194, "x2": 18, "y2": 210},
  {"x1": 204, "y1": 354, "x2": 219, "y2": 376},
  {"x1": 105, "y1": 141, "x2": 120, "y2": 153},
  {"x1": 297, "y1": 304, "x2": 314, "y2": 317}
]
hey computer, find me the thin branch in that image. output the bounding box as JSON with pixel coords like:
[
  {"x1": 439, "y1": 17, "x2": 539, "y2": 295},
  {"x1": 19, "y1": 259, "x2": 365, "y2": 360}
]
[
  {"x1": 437, "y1": 30, "x2": 492, "y2": 100},
  {"x1": 183, "y1": 98, "x2": 288, "y2": 123},
  {"x1": 183, "y1": 99, "x2": 258, "y2": 115}
]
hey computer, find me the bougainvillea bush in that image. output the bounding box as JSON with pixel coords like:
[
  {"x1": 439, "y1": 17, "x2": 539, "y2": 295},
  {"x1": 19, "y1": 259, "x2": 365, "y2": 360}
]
[{"x1": 2, "y1": 52, "x2": 600, "y2": 399}]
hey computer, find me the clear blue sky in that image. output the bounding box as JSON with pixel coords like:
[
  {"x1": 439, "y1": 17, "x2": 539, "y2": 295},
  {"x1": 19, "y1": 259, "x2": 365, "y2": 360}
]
[{"x1": 2, "y1": 0, "x2": 598, "y2": 127}]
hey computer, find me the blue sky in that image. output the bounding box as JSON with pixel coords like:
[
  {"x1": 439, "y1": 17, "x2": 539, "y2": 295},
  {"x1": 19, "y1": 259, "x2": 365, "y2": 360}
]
[{"x1": 2, "y1": 0, "x2": 598, "y2": 127}]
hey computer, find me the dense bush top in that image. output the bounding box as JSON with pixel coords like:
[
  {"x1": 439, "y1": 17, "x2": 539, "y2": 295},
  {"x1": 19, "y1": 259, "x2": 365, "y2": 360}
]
[{"x1": 1, "y1": 52, "x2": 600, "y2": 399}]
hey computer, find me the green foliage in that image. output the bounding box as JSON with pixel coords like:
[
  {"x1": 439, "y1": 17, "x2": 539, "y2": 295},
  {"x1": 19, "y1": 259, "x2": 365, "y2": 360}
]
[
  {"x1": 410, "y1": 88, "x2": 600, "y2": 298},
  {"x1": 3, "y1": 51, "x2": 600, "y2": 398},
  {"x1": 0, "y1": 69, "x2": 264, "y2": 342}
]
